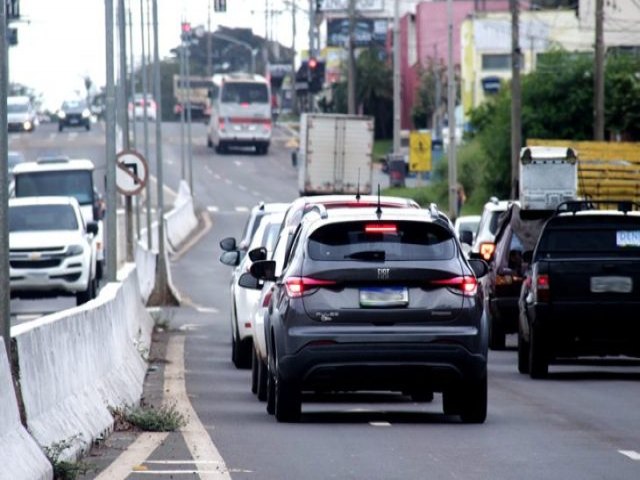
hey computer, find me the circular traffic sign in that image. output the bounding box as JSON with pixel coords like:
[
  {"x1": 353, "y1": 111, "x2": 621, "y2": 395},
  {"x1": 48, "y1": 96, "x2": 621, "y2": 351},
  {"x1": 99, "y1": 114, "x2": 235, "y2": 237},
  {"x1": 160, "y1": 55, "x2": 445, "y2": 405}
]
[{"x1": 116, "y1": 150, "x2": 149, "y2": 195}]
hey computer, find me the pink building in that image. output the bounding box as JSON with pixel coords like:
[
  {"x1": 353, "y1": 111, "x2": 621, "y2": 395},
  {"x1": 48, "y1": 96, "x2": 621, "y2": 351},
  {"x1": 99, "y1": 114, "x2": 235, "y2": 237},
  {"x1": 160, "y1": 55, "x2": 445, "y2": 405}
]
[{"x1": 401, "y1": 0, "x2": 510, "y2": 129}]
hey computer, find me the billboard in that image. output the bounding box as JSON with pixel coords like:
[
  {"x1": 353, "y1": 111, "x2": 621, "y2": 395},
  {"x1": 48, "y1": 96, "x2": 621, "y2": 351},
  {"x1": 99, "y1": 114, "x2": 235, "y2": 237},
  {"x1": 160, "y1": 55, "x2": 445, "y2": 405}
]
[
  {"x1": 327, "y1": 18, "x2": 389, "y2": 48},
  {"x1": 321, "y1": 0, "x2": 385, "y2": 12}
]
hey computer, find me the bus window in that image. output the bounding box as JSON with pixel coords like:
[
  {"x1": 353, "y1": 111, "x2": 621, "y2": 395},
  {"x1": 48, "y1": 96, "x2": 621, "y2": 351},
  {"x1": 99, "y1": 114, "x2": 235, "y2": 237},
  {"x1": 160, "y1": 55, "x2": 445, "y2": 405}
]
[{"x1": 221, "y1": 82, "x2": 269, "y2": 104}]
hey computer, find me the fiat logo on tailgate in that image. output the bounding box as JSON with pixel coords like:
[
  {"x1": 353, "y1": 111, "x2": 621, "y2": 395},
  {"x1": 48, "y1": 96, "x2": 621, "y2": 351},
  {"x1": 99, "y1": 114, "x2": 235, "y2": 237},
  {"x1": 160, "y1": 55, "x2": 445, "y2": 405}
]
[{"x1": 377, "y1": 268, "x2": 390, "y2": 280}]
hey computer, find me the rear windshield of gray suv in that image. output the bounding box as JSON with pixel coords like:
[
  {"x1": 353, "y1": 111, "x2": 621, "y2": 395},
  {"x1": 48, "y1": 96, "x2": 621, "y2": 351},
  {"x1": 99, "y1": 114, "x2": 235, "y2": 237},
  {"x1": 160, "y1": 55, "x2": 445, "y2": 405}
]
[{"x1": 308, "y1": 221, "x2": 455, "y2": 261}]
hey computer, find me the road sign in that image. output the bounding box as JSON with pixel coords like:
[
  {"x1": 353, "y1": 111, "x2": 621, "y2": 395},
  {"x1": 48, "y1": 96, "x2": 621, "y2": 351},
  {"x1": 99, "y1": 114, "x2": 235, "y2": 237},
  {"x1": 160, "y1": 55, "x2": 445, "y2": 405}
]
[
  {"x1": 116, "y1": 150, "x2": 148, "y2": 195},
  {"x1": 409, "y1": 130, "x2": 432, "y2": 172}
]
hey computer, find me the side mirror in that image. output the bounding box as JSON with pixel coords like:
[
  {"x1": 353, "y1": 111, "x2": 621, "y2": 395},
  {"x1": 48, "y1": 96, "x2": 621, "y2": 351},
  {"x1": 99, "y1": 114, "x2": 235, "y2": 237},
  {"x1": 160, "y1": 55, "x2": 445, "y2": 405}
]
[
  {"x1": 459, "y1": 230, "x2": 474, "y2": 246},
  {"x1": 238, "y1": 272, "x2": 262, "y2": 289},
  {"x1": 468, "y1": 258, "x2": 489, "y2": 278},
  {"x1": 219, "y1": 237, "x2": 237, "y2": 252},
  {"x1": 86, "y1": 221, "x2": 99, "y2": 235},
  {"x1": 523, "y1": 250, "x2": 533, "y2": 263},
  {"x1": 248, "y1": 246, "x2": 268, "y2": 262},
  {"x1": 250, "y1": 260, "x2": 277, "y2": 281},
  {"x1": 219, "y1": 250, "x2": 241, "y2": 267}
]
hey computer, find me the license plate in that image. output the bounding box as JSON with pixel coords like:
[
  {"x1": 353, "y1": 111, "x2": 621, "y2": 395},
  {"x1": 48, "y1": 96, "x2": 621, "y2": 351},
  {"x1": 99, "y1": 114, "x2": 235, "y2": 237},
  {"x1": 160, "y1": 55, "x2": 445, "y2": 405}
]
[
  {"x1": 360, "y1": 287, "x2": 408, "y2": 307},
  {"x1": 590, "y1": 276, "x2": 633, "y2": 293},
  {"x1": 70, "y1": 119, "x2": 79, "y2": 124}
]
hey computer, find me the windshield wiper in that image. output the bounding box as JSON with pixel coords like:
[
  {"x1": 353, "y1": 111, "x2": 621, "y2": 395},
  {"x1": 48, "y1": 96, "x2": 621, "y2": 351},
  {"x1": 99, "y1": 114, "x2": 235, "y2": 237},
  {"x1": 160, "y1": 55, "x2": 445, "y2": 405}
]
[{"x1": 344, "y1": 250, "x2": 386, "y2": 261}]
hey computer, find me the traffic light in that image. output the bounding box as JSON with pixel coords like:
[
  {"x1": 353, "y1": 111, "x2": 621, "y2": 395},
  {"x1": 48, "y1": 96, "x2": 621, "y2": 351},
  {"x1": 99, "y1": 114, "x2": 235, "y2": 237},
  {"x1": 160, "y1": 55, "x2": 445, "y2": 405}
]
[
  {"x1": 308, "y1": 59, "x2": 325, "y2": 94},
  {"x1": 315, "y1": 0, "x2": 323, "y2": 12},
  {"x1": 214, "y1": 0, "x2": 227, "y2": 12},
  {"x1": 181, "y1": 22, "x2": 191, "y2": 42}
]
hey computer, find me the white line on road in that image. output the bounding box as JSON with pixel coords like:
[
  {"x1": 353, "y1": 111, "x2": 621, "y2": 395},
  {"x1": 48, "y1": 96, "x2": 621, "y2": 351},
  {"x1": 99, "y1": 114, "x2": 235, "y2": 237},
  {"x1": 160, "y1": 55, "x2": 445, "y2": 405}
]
[
  {"x1": 251, "y1": 191, "x2": 260, "y2": 196},
  {"x1": 48, "y1": 133, "x2": 56, "y2": 141},
  {"x1": 196, "y1": 307, "x2": 219, "y2": 314},
  {"x1": 68, "y1": 132, "x2": 78, "y2": 142},
  {"x1": 234, "y1": 160, "x2": 242, "y2": 167},
  {"x1": 238, "y1": 185, "x2": 247, "y2": 191},
  {"x1": 133, "y1": 470, "x2": 226, "y2": 475},
  {"x1": 619, "y1": 450, "x2": 640, "y2": 461},
  {"x1": 369, "y1": 422, "x2": 392, "y2": 427},
  {"x1": 214, "y1": 174, "x2": 221, "y2": 180},
  {"x1": 207, "y1": 206, "x2": 219, "y2": 212},
  {"x1": 224, "y1": 178, "x2": 232, "y2": 185},
  {"x1": 205, "y1": 167, "x2": 213, "y2": 174},
  {"x1": 94, "y1": 433, "x2": 169, "y2": 480},
  {"x1": 145, "y1": 460, "x2": 223, "y2": 465},
  {"x1": 235, "y1": 206, "x2": 249, "y2": 212}
]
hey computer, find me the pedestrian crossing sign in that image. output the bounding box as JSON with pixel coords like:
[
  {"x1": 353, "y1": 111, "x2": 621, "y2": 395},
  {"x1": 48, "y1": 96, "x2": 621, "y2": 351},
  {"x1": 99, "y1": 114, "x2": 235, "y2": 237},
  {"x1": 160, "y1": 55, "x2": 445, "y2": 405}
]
[{"x1": 409, "y1": 131, "x2": 432, "y2": 172}]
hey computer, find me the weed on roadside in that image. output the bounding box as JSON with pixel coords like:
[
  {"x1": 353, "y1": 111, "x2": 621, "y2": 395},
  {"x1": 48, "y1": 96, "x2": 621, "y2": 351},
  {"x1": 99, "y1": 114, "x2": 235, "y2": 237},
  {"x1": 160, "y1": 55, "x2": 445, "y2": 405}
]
[
  {"x1": 44, "y1": 436, "x2": 95, "y2": 480},
  {"x1": 111, "y1": 403, "x2": 186, "y2": 432}
]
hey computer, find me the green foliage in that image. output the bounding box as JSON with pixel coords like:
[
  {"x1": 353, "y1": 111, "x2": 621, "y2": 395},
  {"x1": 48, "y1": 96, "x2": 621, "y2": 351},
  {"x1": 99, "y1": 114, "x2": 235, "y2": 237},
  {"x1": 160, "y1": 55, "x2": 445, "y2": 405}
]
[
  {"x1": 412, "y1": 60, "x2": 446, "y2": 129},
  {"x1": 44, "y1": 437, "x2": 94, "y2": 480},
  {"x1": 373, "y1": 139, "x2": 392, "y2": 161},
  {"x1": 115, "y1": 403, "x2": 186, "y2": 432}
]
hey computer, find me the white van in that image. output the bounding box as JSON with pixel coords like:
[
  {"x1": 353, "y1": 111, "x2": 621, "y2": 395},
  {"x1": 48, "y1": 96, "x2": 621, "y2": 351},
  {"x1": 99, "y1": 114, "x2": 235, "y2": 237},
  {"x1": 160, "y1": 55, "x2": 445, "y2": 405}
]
[
  {"x1": 206, "y1": 73, "x2": 272, "y2": 155},
  {"x1": 8, "y1": 96, "x2": 38, "y2": 133}
]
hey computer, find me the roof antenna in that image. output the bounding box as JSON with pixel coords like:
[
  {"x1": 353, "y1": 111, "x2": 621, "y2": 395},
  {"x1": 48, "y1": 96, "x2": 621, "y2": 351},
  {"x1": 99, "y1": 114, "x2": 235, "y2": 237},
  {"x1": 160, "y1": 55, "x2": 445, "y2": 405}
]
[
  {"x1": 375, "y1": 184, "x2": 382, "y2": 219},
  {"x1": 355, "y1": 168, "x2": 361, "y2": 201}
]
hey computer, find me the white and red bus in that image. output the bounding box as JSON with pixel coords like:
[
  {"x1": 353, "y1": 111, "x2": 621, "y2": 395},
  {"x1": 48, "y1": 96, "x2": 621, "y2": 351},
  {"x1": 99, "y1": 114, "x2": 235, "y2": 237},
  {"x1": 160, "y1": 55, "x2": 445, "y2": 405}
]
[{"x1": 206, "y1": 73, "x2": 272, "y2": 155}]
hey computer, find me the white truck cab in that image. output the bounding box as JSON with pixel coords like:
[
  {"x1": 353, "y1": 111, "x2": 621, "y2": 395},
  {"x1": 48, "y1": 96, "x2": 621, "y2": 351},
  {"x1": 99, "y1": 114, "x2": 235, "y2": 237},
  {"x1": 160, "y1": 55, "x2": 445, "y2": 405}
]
[{"x1": 11, "y1": 156, "x2": 106, "y2": 279}]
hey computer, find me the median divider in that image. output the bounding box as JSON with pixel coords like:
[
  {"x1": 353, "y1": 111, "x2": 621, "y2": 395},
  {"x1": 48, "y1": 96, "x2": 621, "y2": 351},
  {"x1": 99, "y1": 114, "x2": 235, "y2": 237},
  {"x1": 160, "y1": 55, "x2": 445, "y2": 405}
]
[
  {"x1": 11, "y1": 265, "x2": 154, "y2": 463},
  {"x1": 0, "y1": 337, "x2": 53, "y2": 480},
  {"x1": 165, "y1": 180, "x2": 199, "y2": 252}
]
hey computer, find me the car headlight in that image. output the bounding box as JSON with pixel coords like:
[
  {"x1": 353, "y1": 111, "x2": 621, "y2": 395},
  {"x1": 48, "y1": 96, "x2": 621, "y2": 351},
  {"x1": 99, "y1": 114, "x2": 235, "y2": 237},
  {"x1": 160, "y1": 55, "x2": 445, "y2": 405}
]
[
  {"x1": 58, "y1": 110, "x2": 66, "y2": 119},
  {"x1": 66, "y1": 245, "x2": 84, "y2": 256},
  {"x1": 23, "y1": 121, "x2": 32, "y2": 130},
  {"x1": 82, "y1": 109, "x2": 91, "y2": 118}
]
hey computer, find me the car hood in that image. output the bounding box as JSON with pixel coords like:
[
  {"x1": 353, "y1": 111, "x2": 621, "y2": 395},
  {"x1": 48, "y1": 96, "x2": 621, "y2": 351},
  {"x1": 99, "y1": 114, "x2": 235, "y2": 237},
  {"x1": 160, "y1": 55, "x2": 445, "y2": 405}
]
[
  {"x1": 8, "y1": 112, "x2": 31, "y2": 122},
  {"x1": 10, "y1": 230, "x2": 86, "y2": 250}
]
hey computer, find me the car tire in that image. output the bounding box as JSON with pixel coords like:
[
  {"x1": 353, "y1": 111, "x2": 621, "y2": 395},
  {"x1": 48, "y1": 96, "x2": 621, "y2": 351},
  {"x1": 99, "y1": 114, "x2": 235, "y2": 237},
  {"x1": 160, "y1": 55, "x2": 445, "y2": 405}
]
[
  {"x1": 96, "y1": 261, "x2": 104, "y2": 281},
  {"x1": 459, "y1": 375, "x2": 488, "y2": 424},
  {"x1": 207, "y1": 136, "x2": 213, "y2": 148},
  {"x1": 266, "y1": 367, "x2": 275, "y2": 415},
  {"x1": 442, "y1": 389, "x2": 462, "y2": 416},
  {"x1": 274, "y1": 371, "x2": 301, "y2": 423},
  {"x1": 85, "y1": 123, "x2": 91, "y2": 131},
  {"x1": 488, "y1": 309, "x2": 506, "y2": 350},
  {"x1": 517, "y1": 332, "x2": 530, "y2": 374},
  {"x1": 231, "y1": 308, "x2": 252, "y2": 369},
  {"x1": 58, "y1": 124, "x2": 63, "y2": 132},
  {"x1": 529, "y1": 323, "x2": 549, "y2": 379},
  {"x1": 257, "y1": 357, "x2": 268, "y2": 402},
  {"x1": 76, "y1": 282, "x2": 93, "y2": 306},
  {"x1": 251, "y1": 348, "x2": 259, "y2": 394}
]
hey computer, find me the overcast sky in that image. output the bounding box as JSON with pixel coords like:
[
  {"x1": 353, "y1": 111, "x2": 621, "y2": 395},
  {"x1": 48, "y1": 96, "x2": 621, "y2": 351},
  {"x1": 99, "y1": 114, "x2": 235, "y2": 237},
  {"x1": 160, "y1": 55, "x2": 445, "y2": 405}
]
[{"x1": 9, "y1": 0, "x2": 306, "y2": 110}]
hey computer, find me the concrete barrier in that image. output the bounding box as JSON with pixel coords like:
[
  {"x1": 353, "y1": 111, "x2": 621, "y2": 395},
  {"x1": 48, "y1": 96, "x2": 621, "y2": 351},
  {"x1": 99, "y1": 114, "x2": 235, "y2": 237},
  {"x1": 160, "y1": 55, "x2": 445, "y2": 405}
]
[
  {"x1": 0, "y1": 338, "x2": 53, "y2": 480},
  {"x1": 165, "y1": 180, "x2": 199, "y2": 252},
  {"x1": 135, "y1": 241, "x2": 157, "y2": 304},
  {"x1": 11, "y1": 266, "x2": 154, "y2": 463}
]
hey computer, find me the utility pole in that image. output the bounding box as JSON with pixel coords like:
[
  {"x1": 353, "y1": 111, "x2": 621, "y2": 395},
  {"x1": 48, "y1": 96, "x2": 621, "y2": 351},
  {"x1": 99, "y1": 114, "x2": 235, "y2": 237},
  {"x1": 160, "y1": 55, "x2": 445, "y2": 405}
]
[
  {"x1": 1, "y1": 0, "x2": 10, "y2": 358},
  {"x1": 347, "y1": 0, "x2": 357, "y2": 114},
  {"x1": 446, "y1": 0, "x2": 458, "y2": 218},
  {"x1": 308, "y1": 0, "x2": 315, "y2": 113},
  {"x1": 140, "y1": 0, "x2": 152, "y2": 249},
  {"x1": 510, "y1": 0, "x2": 521, "y2": 200},
  {"x1": 118, "y1": 0, "x2": 134, "y2": 262},
  {"x1": 185, "y1": 42, "x2": 194, "y2": 194},
  {"x1": 152, "y1": 0, "x2": 169, "y2": 300},
  {"x1": 179, "y1": 40, "x2": 186, "y2": 181},
  {"x1": 594, "y1": 0, "x2": 605, "y2": 140},
  {"x1": 207, "y1": 1, "x2": 213, "y2": 77},
  {"x1": 105, "y1": 0, "x2": 118, "y2": 282},
  {"x1": 392, "y1": 0, "x2": 401, "y2": 154},
  {"x1": 291, "y1": 1, "x2": 298, "y2": 115},
  {"x1": 434, "y1": 44, "x2": 442, "y2": 140},
  {"x1": 129, "y1": 7, "x2": 141, "y2": 241}
]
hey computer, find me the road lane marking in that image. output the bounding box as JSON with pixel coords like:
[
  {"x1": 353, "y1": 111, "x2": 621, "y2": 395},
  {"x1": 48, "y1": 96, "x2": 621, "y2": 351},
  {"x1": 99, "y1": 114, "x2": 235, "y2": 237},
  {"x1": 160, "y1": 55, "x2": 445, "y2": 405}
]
[
  {"x1": 252, "y1": 191, "x2": 260, "y2": 196},
  {"x1": 619, "y1": 450, "x2": 640, "y2": 461},
  {"x1": 369, "y1": 422, "x2": 391, "y2": 427},
  {"x1": 235, "y1": 206, "x2": 249, "y2": 212},
  {"x1": 167, "y1": 334, "x2": 232, "y2": 479},
  {"x1": 207, "y1": 206, "x2": 219, "y2": 212},
  {"x1": 238, "y1": 185, "x2": 247, "y2": 191},
  {"x1": 146, "y1": 460, "x2": 223, "y2": 465},
  {"x1": 94, "y1": 432, "x2": 169, "y2": 480},
  {"x1": 68, "y1": 132, "x2": 78, "y2": 142},
  {"x1": 234, "y1": 160, "x2": 242, "y2": 167},
  {"x1": 224, "y1": 178, "x2": 232, "y2": 185},
  {"x1": 205, "y1": 167, "x2": 213, "y2": 174},
  {"x1": 214, "y1": 174, "x2": 221, "y2": 180},
  {"x1": 195, "y1": 307, "x2": 219, "y2": 314}
]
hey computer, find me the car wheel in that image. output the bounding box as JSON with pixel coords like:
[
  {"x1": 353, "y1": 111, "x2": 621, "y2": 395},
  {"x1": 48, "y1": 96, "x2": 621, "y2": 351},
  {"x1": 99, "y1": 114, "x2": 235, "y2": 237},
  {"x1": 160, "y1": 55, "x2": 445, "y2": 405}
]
[
  {"x1": 529, "y1": 323, "x2": 549, "y2": 379},
  {"x1": 96, "y1": 261, "x2": 104, "y2": 281},
  {"x1": 251, "y1": 348, "x2": 259, "y2": 394},
  {"x1": 207, "y1": 136, "x2": 213, "y2": 148},
  {"x1": 488, "y1": 310, "x2": 506, "y2": 350},
  {"x1": 517, "y1": 332, "x2": 530, "y2": 374},
  {"x1": 266, "y1": 367, "x2": 275, "y2": 415},
  {"x1": 459, "y1": 375, "x2": 488, "y2": 424},
  {"x1": 257, "y1": 357, "x2": 268, "y2": 401},
  {"x1": 442, "y1": 389, "x2": 461, "y2": 416},
  {"x1": 58, "y1": 124, "x2": 63, "y2": 132},
  {"x1": 274, "y1": 371, "x2": 301, "y2": 423},
  {"x1": 76, "y1": 282, "x2": 93, "y2": 306},
  {"x1": 85, "y1": 123, "x2": 91, "y2": 131}
]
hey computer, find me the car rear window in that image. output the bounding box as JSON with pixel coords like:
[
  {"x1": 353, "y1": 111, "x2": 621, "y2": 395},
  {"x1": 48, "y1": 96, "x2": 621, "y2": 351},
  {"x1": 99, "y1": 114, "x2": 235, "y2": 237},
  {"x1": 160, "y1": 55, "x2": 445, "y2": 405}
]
[
  {"x1": 537, "y1": 219, "x2": 640, "y2": 257},
  {"x1": 307, "y1": 221, "x2": 455, "y2": 261}
]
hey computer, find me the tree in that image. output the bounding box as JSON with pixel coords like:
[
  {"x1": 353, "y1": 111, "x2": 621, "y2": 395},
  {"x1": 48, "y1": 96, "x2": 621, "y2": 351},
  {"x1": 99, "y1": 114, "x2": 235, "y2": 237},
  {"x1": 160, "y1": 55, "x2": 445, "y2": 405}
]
[
  {"x1": 355, "y1": 48, "x2": 393, "y2": 139},
  {"x1": 412, "y1": 59, "x2": 445, "y2": 129}
]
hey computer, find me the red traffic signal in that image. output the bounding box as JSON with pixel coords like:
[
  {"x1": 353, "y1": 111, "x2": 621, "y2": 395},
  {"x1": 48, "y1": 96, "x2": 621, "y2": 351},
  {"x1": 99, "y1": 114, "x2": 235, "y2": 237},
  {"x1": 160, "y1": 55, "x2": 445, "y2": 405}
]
[
  {"x1": 181, "y1": 22, "x2": 191, "y2": 33},
  {"x1": 308, "y1": 57, "x2": 318, "y2": 69}
]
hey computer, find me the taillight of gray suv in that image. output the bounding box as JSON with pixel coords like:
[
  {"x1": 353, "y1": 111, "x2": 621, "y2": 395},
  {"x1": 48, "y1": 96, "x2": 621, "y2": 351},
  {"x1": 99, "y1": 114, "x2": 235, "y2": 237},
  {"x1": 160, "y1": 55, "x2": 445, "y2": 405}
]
[{"x1": 251, "y1": 205, "x2": 490, "y2": 423}]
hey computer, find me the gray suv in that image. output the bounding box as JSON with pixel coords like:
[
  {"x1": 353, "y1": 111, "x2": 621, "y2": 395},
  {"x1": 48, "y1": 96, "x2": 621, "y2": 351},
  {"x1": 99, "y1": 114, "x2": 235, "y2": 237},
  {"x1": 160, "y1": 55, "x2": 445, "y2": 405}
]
[{"x1": 251, "y1": 205, "x2": 489, "y2": 423}]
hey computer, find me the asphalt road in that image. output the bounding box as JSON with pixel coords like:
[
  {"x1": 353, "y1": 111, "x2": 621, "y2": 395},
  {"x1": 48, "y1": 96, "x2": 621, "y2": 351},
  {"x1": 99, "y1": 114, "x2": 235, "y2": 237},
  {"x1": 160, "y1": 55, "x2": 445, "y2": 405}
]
[{"x1": 14, "y1": 120, "x2": 640, "y2": 479}]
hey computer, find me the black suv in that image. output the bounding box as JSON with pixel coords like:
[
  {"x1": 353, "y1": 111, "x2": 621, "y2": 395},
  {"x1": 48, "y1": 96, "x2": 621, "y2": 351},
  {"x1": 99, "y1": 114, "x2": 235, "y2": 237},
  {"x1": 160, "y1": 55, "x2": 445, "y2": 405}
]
[
  {"x1": 518, "y1": 201, "x2": 640, "y2": 378},
  {"x1": 482, "y1": 204, "x2": 553, "y2": 350},
  {"x1": 58, "y1": 99, "x2": 91, "y2": 132},
  {"x1": 252, "y1": 205, "x2": 489, "y2": 423}
]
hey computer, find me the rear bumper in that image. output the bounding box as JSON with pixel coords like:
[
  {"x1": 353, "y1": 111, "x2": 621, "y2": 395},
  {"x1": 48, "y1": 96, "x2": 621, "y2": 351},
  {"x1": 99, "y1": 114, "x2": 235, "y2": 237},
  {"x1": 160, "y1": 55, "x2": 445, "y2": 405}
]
[
  {"x1": 277, "y1": 326, "x2": 487, "y2": 392},
  {"x1": 219, "y1": 130, "x2": 271, "y2": 145},
  {"x1": 529, "y1": 302, "x2": 640, "y2": 357}
]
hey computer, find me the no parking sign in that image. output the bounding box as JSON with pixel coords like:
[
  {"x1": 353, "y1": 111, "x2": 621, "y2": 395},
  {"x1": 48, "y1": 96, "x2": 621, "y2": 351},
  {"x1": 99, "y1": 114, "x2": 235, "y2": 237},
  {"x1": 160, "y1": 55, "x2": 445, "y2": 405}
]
[{"x1": 116, "y1": 150, "x2": 149, "y2": 196}]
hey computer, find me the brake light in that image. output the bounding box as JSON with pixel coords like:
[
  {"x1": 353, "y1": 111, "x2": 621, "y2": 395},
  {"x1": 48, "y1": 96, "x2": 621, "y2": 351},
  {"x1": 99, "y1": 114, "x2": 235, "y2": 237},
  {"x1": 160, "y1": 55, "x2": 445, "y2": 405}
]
[
  {"x1": 218, "y1": 118, "x2": 225, "y2": 130},
  {"x1": 284, "y1": 277, "x2": 337, "y2": 298},
  {"x1": 479, "y1": 242, "x2": 495, "y2": 261},
  {"x1": 240, "y1": 102, "x2": 249, "y2": 107},
  {"x1": 496, "y1": 274, "x2": 514, "y2": 286},
  {"x1": 535, "y1": 274, "x2": 550, "y2": 302},
  {"x1": 365, "y1": 224, "x2": 397, "y2": 234},
  {"x1": 431, "y1": 276, "x2": 478, "y2": 296}
]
